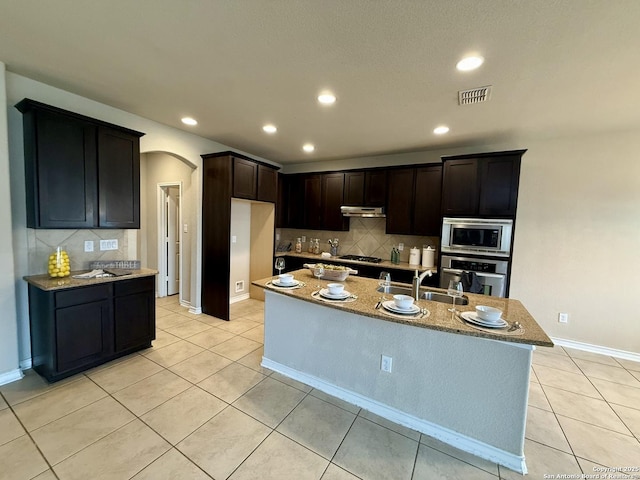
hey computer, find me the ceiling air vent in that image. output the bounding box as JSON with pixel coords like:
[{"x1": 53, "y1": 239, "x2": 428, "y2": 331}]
[{"x1": 458, "y1": 85, "x2": 492, "y2": 105}]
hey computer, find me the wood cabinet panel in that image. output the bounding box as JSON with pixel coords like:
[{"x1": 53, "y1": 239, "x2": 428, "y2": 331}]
[
  {"x1": 386, "y1": 168, "x2": 415, "y2": 234},
  {"x1": 257, "y1": 164, "x2": 278, "y2": 202},
  {"x1": 344, "y1": 171, "x2": 365, "y2": 205},
  {"x1": 364, "y1": 170, "x2": 388, "y2": 206},
  {"x1": 16, "y1": 99, "x2": 143, "y2": 229},
  {"x1": 97, "y1": 127, "x2": 141, "y2": 228},
  {"x1": 321, "y1": 173, "x2": 349, "y2": 231},
  {"x1": 56, "y1": 300, "x2": 112, "y2": 374},
  {"x1": 441, "y1": 159, "x2": 478, "y2": 216},
  {"x1": 233, "y1": 157, "x2": 258, "y2": 199},
  {"x1": 25, "y1": 109, "x2": 97, "y2": 228},
  {"x1": 478, "y1": 155, "x2": 521, "y2": 216},
  {"x1": 27, "y1": 275, "x2": 156, "y2": 382},
  {"x1": 303, "y1": 174, "x2": 323, "y2": 230},
  {"x1": 441, "y1": 150, "x2": 524, "y2": 217},
  {"x1": 413, "y1": 165, "x2": 442, "y2": 236},
  {"x1": 114, "y1": 278, "x2": 155, "y2": 351}
]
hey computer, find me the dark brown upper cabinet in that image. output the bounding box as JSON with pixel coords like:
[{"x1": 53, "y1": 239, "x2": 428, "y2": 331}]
[
  {"x1": 97, "y1": 126, "x2": 140, "y2": 228},
  {"x1": 441, "y1": 150, "x2": 525, "y2": 217},
  {"x1": 344, "y1": 171, "x2": 365, "y2": 205},
  {"x1": 386, "y1": 168, "x2": 415, "y2": 234},
  {"x1": 16, "y1": 99, "x2": 144, "y2": 229},
  {"x1": 321, "y1": 173, "x2": 349, "y2": 231},
  {"x1": 386, "y1": 165, "x2": 442, "y2": 236},
  {"x1": 343, "y1": 169, "x2": 387, "y2": 206},
  {"x1": 413, "y1": 165, "x2": 443, "y2": 236},
  {"x1": 281, "y1": 172, "x2": 348, "y2": 231},
  {"x1": 257, "y1": 164, "x2": 278, "y2": 202},
  {"x1": 232, "y1": 155, "x2": 278, "y2": 202}
]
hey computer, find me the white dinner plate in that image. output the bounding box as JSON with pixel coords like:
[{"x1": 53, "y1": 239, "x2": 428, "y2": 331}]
[
  {"x1": 460, "y1": 311, "x2": 508, "y2": 328},
  {"x1": 319, "y1": 288, "x2": 351, "y2": 300},
  {"x1": 272, "y1": 279, "x2": 300, "y2": 288},
  {"x1": 382, "y1": 300, "x2": 420, "y2": 315}
]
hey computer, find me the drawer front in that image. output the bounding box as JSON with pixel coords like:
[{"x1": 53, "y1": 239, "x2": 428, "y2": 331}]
[
  {"x1": 114, "y1": 276, "x2": 154, "y2": 296},
  {"x1": 55, "y1": 284, "x2": 111, "y2": 309}
]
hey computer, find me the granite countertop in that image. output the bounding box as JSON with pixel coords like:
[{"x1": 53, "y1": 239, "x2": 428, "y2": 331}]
[
  {"x1": 276, "y1": 251, "x2": 437, "y2": 274},
  {"x1": 24, "y1": 268, "x2": 158, "y2": 291},
  {"x1": 253, "y1": 268, "x2": 553, "y2": 347}
]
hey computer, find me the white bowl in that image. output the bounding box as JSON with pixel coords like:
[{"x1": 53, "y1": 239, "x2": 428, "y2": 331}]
[
  {"x1": 476, "y1": 305, "x2": 502, "y2": 321},
  {"x1": 393, "y1": 294, "x2": 414, "y2": 310},
  {"x1": 326, "y1": 283, "x2": 344, "y2": 295},
  {"x1": 278, "y1": 274, "x2": 294, "y2": 285}
]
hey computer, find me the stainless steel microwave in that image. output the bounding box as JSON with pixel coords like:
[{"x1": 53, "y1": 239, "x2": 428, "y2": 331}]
[{"x1": 441, "y1": 217, "x2": 513, "y2": 257}]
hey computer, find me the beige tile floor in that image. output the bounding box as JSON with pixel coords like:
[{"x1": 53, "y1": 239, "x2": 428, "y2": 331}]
[{"x1": 1, "y1": 296, "x2": 640, "y2": 480}]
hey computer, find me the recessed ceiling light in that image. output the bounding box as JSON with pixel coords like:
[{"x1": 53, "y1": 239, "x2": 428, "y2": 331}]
[
  {"x1": 181, "y1": 117, "x2": 198, "y2": 126},
  {"x1": 302, "y1": 143, "x2": 315, "y2": 153},
  {"x1": 317, "y1": 93, "x2": 336, "y2": 105},
  {"x1": 262, "y1": 124, "x2": 277, "y2": 134},
  {"x1": 433, "y1": 126, "x2": 450, "y2": 135},
  {"x1": 456, "y1": 56, "x2": 484, "y2": 72}
]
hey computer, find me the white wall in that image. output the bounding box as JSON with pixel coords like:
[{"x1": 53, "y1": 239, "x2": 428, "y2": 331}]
[
  {"x1": 281, "y1": 133, "x2": 640, "y2": 355},
  {"x1": 230, "y1": 200, "x2": 251, "y2": 300},
  {"x1": 510, "y1": 132, "x2": 640, "y2": 353},
  {"x1": 5, "y1": 72, "x2": 280, "y2": 366},
  {"x1": 0, "y1": 63, "x2": 21, "y2": 383},
  {"x1": 141, "y1": 152, "x2": 196, "y2": 303}
]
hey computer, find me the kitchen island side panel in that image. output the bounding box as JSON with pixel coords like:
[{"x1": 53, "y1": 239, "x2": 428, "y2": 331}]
[{"x1": 263, "y1": 291, "x2": 531, "y2": 455}]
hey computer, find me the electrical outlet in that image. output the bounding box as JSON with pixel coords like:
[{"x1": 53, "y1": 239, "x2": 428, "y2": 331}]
[
  {"x1": 84, "y1": 240, "x2": 94, "y2": 252},
  {"x1": 398, "y1": 243, "x2": 404, "y2": 251},
  {"x1": 381, "y1": 355, "x2": 393, "y2": 373},
  {"x1": 558, "y1": 313, "x2": 569, "y2": 323},
  {"x1": 301, "y1": 235, "x2": 306, "y2": 242},
  {"x1": 235, "y1": 280, "x2": 244, "y2": 293},
  {"x1": 232, "y1": 235, "x2": 237, "y2": 243},
  {"x1": 99, "y1": 239, "x2": 118, "y2": 251},
  {"x1": 183, "y1": 223, "x2": 188, "y2": 233}
]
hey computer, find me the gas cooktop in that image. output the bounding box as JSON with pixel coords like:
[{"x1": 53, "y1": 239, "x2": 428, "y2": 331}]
[{"x1": 338, "y1": 255, "x2": 383, "y2": 263}]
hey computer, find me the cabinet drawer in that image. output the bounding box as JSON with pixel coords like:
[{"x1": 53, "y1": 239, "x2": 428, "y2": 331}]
[
  {"x1": 114, "y1": 276, "x2": 154, "y2": 296},
  {"x1": 55, "y1": 284, "x2": 111, "y2": 309}
]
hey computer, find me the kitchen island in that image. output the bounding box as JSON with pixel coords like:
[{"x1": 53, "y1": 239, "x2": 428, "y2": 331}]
[{"x1": 254, "y1": 269, "x2": 552, "y2": 474}]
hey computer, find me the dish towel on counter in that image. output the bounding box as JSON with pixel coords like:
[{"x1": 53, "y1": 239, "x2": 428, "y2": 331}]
[{"x1": 460, "y1": 271, "x2": 483, "y2": 294}]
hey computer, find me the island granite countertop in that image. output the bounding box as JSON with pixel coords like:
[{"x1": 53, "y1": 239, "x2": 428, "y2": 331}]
[
  {"x1": 254, "y1": 268, "x2": 553, "y2": 347},
  {"x1": 24, "y1": 268, "x2": 158, "y2": 291}
]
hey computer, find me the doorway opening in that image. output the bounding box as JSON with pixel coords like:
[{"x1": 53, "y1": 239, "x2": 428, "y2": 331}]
[{"x1": 157, "y1": 182, "x2": 182, "y2": 299}]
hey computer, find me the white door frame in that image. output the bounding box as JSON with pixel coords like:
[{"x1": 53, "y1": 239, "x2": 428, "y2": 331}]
[{"x1": 157, "y1": 182, "x2": 183, "y2": 300}]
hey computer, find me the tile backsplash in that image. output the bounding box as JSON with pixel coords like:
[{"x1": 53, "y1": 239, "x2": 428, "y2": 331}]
[
  {"x1": 278, "y1": 217, "x2": 439, "y2": 263},
  {"x1": 28, "y1": 229, "x2": 132, "y2": 275}
]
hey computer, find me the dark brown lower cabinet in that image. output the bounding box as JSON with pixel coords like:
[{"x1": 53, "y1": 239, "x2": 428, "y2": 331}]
[{"x1": 27, "y1": 275, "x2": 155, "y2": 382}]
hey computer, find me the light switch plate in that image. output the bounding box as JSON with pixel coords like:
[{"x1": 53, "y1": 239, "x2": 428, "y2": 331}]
[
  {"x1": 84, "y1": 240, "x2": 94, "y2": 252},
  {"x1": 99, "y1": 239, "x2": 118, "y2": 251}
]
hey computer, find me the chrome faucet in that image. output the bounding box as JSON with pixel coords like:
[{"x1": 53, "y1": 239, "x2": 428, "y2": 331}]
[{"x1": 412, "y1": 269, "x2": 433, "y2": 300}]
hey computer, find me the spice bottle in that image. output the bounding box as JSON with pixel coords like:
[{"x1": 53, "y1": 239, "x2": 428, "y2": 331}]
[
  {"x1": 308, "y1": 238, "x2": 314, "y2": 253},
  {"x1": 295, "y1": 237, "x2": 302, "y2": 253},
  {"x1": 313, "y1": 238, "x2": 320, "y2": 254}
]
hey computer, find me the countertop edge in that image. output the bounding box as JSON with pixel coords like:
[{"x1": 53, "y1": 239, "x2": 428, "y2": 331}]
[{"x1": 24, "y1": 269, "x2": 158, "y2": 291}]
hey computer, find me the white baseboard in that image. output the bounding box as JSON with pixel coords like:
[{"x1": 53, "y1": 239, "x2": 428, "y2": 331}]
[
  {"x1": 551, "y1": 337, "x2": 640, "y2": 363},
  {"x1": 230, "y1": 293, "x2": 250, "y2": 304},
  {"x1": 0, "y1": 368, "x2": 24, "y2": 386},
  {"x1": 188, "y1": 306, "x2": 202, "y2": 314},
  {"x1": 19, "y1": 358, "x2": 32, "y2": 370},
  {"x1": 179, "y1": 299, "x2": 191, "y2": 309},
  {"x1": 261, "y1": 358, "x2": 527, "y2": 474}
]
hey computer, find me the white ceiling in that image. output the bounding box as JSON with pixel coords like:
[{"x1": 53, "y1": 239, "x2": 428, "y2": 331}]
[{"x1": 1, "y1": 0, "x2": 639, "y2": 164}]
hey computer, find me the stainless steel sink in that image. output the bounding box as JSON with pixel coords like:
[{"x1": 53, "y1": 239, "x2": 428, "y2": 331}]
[{"x1": 376, "y1": 285, "x2": 469, "y2": 305}]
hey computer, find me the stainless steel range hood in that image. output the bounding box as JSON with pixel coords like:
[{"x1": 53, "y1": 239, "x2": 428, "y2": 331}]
[{"x1": 340, "y1": 206, "x2": 386, "y2": 218}]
